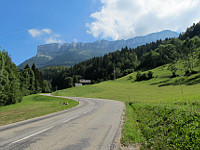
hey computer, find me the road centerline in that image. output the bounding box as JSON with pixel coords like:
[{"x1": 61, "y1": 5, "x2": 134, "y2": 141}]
[
  {"x1": 12, "y1": 126, "x2": 54, "y2": 144},
  {"x1": 63, "y1": 115, "x2": 80, "y2": 123},
  {"x1": 1, "y1": 96, "x2": 124, "y2": 150}
]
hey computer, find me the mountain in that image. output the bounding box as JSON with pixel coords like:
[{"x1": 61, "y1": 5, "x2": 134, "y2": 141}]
[{"x1": 18, "y1": 30, "x2": 179, "y2": 69}]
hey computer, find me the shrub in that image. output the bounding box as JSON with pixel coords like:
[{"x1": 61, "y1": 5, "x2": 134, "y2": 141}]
[
  {"x1": 128, "y1": 75, "x2": 133, "y2": 80},
  {"x1": 136, "y1": 72, "x2": 142, "y2": 81},
  {"x1": 124, "y1": 69, "x2": 134, "y2": 76},
  {"x1": 148, "y1": 71, "x2": 153, "y2": 79},
  {"x1": 185, "y1": 70, "x2": 198, "y2": 76},
  {"x1": 136, "y1": 71, "x2": 153, "y2": 81},
  {"x1": 141, "y1": 73, "x2": 148, "y2": 80}
]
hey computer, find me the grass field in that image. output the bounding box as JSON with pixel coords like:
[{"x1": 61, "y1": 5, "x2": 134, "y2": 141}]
[
  {"x1": 53, "y1": 65, "x2": 200, "y2": 149},
  {"x1": 0, "y1": 94, "x2": 78, "y2": 126},
  {"x1": 54, "y1": 65, "x2": 200, "y2": 103}
]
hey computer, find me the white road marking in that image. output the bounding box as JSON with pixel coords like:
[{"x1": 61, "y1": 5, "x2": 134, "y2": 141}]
[
  {"x1": 12, "y1": 110, "x2": 94, "y2": 144},
  {"x1": 63, "y1": 109, "x2": 93, "y2": 123},
  {"x1": 83, "y1": 109, "x2": 93, "y2": 114},
  {"x1": 12, "y1": 126, "x2": 54, "y2": 144},
  {"x1": 63, "y1": 115, "x2": 80, "y2": 123}
]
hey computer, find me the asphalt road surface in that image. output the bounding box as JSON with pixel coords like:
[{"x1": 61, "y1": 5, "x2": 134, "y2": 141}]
[{"x1": 0, "y1": 95, "x2": 124, "y2": 150}]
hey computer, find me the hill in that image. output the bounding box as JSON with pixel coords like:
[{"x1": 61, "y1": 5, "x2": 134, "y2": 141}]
[
  {"x1": 18, "y1": 30, "x2": 178, "y2": 69},
  {"x1": 49, "y1": 22, "x2": 200, "y2": 149},
  {"x1": 53, "y1": 64, "x2": 200, "y2": 149},
  {"x1": 42, "y1": 22, "x2": 200, "y2": 91}
]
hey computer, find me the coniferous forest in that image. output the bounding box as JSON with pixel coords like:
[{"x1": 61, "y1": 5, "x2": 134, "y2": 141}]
[
  {"x1": 0, "y1": 50, "x2": 51, "y2": 106},
  {"x1": 42, "y1": 22, "x2": 200, "y2": 91},
  {"x1": 1, "y1": 22, "x2": 200, "y2": 105}
]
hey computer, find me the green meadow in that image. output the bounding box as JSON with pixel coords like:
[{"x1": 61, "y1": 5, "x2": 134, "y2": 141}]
[
  {"x1": 0, "y1": 94, "x2": 78, "y2": 126},
  {"x1": 1, "y1": 64, "x2": 200, "y2": 149},
  {"x1": 54, "y1": 65, "x2": 200, "y2": 149},
  {"x1": 54, "y1": 65, "x2": 200, "y2": 103}
]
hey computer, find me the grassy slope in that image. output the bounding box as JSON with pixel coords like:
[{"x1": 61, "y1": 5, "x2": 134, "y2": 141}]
[
  {"x1": 54, "y1": 66, "x2": 200, "y2": 104},
  {"x1": 53, "y1": 65, "x2": 200, "y2": 148},
  {"x1": 0, "y1": 94, "x2": 78, "y2": 126}
]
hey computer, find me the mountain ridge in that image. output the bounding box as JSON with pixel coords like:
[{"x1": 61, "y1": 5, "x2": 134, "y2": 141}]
[{"x1": 18, "y1": 30, "x2": 179, "y2": 69}]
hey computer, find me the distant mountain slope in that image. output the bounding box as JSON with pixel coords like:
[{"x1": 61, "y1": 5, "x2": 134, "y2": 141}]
[{"x1": 18, "y1": 30, "x2": 179, "y2": 69}]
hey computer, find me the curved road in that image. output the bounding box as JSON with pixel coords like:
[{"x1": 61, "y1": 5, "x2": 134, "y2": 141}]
[{"x1": 0, "y1": 95, "x2": 124, "y2": 150}]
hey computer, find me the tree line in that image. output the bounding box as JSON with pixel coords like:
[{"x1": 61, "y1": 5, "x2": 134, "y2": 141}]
[
  {"x1": 2, "y1": 22, "x2": 200, "y2": 105},
  {"x1": 42, "y1": 22, "x2": 200, "y2": 90},
  {"x1": 41, "y1": 39, "x2": 166, "y2": 90},
  {"x1": 0, "y1": 50, "x2": 51, "y2": 106}
]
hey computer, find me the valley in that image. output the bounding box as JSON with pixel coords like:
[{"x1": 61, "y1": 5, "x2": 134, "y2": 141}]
[
  {"x1": 2, "y1": 1, "x2": 200, "y2": 149},
  {"x1": 1, "y1": 22, "x2": 200, "y2": 149},
  {"x1": 53, "y1": 65, "x2": 200, "y2": 149}
]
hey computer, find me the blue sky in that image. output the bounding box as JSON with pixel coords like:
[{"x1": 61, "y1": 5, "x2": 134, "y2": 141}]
[
  {"x1": 1, "y1": 0, "x2": 200, "y2": 65},
  {"x1": 0, "y1": 0, "x2": 101, "y2": 65}
]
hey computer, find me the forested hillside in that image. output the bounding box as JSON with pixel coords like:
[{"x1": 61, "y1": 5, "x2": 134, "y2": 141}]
[
  {"x1": 179, "y1": 22, "x2": 200, "y2": 40},
  {"x1": 41, "y1": 39, "x2": 164, "y2": 90},
  {"x1": 1, "y1": 22, "x2": 200, "y2": 105},
  {"x1": 42, "y1": 22, "x2": 200, "y2": 91},
  {"x1": 49, "y1": 22, "x2": 200, "y2": 150},
  {"x1": 19, "y1": 30, "x2": 178, "y2": 69},
  {"x1": 0, "y1": 50, "x2": 51, "y2": 106}
]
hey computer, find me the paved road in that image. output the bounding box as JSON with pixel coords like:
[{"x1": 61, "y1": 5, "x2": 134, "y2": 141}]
[{"x1": 0, "y1": 95, "x2": 124, "y2": 150}]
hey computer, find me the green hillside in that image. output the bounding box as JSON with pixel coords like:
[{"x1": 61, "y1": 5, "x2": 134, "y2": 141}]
[
  {"x1": 53, "y1": 65, "x2": 200, "y2": 102},
  {"x1": 43, "y1": 22, "x2": 200, "y2": 92},
  {"x1": 53, "y1": 65, "x2": 200, "y2": 149},
  {"x1": 18, "y1": 56, "x2": 52, "y2": 69},
  {"x1": 0, "y1": 94, "x2": 78, "y2": 126},
  {"x1": 1, "y1": 20, "x2": 200, "y2": 149},
  {"x1": 43, "y1": 23, "x2": 200, "y2": 149},
  {"x1": 18, "y1": 30, "x2": 178, "y2": 69}
]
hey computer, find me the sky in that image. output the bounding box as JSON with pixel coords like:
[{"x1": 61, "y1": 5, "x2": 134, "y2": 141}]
[{"x1": 1, "y1": 0, "x2": 200, "y2": 65}]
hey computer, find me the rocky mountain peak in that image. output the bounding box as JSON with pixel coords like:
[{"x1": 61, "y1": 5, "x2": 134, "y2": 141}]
[{"x1": 19, "y1": 30, "x2": 179, "y2": 69}]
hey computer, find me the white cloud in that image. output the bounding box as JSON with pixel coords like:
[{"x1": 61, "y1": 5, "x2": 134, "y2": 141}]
[
  {"x1": 28, "y1": 28, "x2": 64, "y2": 43},
  {"x1": 28, "y1": 28, "x2": 52, "y2": 37},
  {"x1": 42, "y1": 28, "x2": 52, "y2": 34},
  {"x1": 28, "y1": 29, "x2": 43, "y2": 37},
  {"x1": 87, "y1": 0, "x2": 200, "y2": 40},
  {"x1": 45, "y1": 34, "x2": 64, "y2": 44}
]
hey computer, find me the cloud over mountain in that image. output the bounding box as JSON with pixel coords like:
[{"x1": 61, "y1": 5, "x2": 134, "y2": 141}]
[
  {"x1": 87, "y1": 0, "x2": 200, "y2": 40},
  {"x1": 28, "y1": 28, "x2": 64, "y2": 44}
]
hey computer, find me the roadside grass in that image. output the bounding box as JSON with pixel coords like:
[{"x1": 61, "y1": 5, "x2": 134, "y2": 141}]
[
  {"x1": 121, "y1": 102, "x2": 145, "y2": 146},
  {"x1": 0, "y1": 94, "x2": 78, "y2": 126},
  {"x1": 131, "y1": 102, "x2": 200, "y2": 149},
  {"x1": 53, "y1": 65, "x2": 200, "y2": 149}
]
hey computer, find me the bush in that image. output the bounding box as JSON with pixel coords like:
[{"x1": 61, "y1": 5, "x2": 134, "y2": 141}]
[
  {"x1": 136, "y1": 72, "x2": 142, "y2": 81},
  {"x1": 128, "y1": 75, "x2": 133, "y2": 80},
  {"x1": 148, "y1": 71, "x2": 153, "y2": 79},
  {"x1": 124, "y1": 69, "x2": 134, "y2": 76},
  {"x1": 141, "y1": 73, "x2": 148, "y2": 80},
  {"x1": 185, "y1": 70, "x2": 198, "y2": 76},
  {"x1": 136, "y1": 71, "x2": 153, "y2": 81}
]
